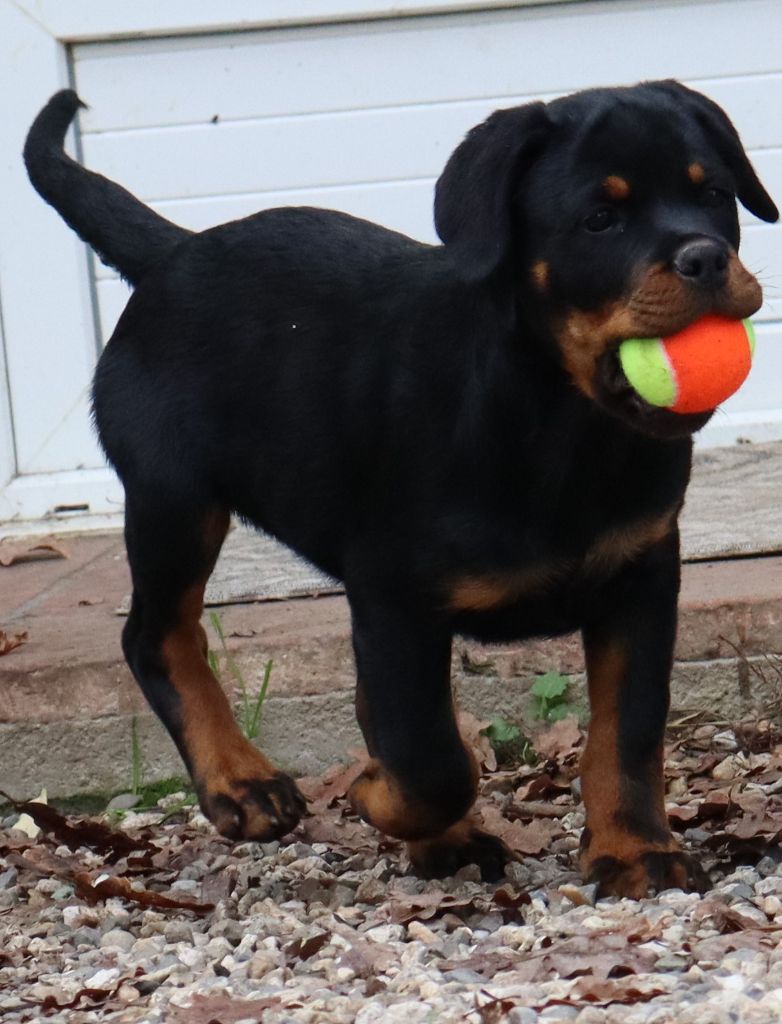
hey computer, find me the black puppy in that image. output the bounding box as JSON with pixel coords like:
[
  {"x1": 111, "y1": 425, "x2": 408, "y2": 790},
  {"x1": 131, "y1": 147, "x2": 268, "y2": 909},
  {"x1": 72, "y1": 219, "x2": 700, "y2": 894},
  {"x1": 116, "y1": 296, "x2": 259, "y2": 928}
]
[{"x1": 25, "y1": 82, "x2": 777, "y2": 898}]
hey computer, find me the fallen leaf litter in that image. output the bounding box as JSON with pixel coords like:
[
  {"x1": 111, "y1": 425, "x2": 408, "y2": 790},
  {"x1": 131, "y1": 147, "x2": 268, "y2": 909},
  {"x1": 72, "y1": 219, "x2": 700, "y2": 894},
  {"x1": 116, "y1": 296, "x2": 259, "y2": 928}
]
[{"x1": 3, "y1": 717, "x2": 782, "y2": 1022}]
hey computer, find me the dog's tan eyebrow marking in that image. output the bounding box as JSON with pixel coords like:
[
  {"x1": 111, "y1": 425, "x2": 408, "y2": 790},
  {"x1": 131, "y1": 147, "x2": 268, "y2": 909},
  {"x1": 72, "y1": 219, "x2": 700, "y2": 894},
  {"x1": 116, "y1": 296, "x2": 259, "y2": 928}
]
[
  {"x1": 531, "y1": 260, "x2": 549, "y2": 291},
  {"x1": 603, "y1": 175, "x2": 631, "y2": 201},
  {"x1": 688, "y1": 162, "x2": 706, "y2": 185}
]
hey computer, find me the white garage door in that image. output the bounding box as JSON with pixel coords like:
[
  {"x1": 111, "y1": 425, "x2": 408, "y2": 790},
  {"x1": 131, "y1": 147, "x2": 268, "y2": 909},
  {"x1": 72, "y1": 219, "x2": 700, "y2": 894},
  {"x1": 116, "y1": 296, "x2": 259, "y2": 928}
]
[
  {"x1": 78, "y1": 1, "x2": 782, "y2": 450},
  {"x1": 1, "y1": 0, "x2": 781, "y2": 522}
]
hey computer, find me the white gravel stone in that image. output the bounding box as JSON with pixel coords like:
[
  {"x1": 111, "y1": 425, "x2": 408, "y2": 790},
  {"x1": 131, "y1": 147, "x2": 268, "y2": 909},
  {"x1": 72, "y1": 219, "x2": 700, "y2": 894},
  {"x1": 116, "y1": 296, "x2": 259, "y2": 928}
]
[
  {"x1": 365, "y1": 924, "x2": 406, "y2": 944},
  {"x1": 508, "y1": 1009, "x2": 540, "y2": 1024},
  {"x1": 87, "y1": 967, "x2": 120, "y2": 988},
  {"x1": 406, "y1": 921, "x2": 439, "y2": 944},
  {"x1": 61, "y1": 905, "x2": 97, "y2": 928},
  {"x1": 100, "y1": 928, "x2": 136, "y2": 952}
]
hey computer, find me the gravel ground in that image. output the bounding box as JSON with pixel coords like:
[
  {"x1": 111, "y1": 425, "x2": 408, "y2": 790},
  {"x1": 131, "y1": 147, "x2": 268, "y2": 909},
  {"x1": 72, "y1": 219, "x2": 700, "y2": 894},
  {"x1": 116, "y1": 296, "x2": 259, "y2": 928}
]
[{"x1": 3, "y1": 717, "x2": 782, "y2": 1023}]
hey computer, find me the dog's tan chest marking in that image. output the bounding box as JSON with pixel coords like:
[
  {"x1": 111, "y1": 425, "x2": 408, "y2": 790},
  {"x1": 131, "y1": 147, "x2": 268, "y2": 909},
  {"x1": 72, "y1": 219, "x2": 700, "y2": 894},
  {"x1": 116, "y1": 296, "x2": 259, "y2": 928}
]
[
  {"x1": 583, "y1": 511, "x2": 676, "y2": 573},
  {"x1": 447, "y1": 566, "x2": 563, "y2": 612},
  {"x1": 447, "y1": 511, "x2": 675, "y2": 613}
]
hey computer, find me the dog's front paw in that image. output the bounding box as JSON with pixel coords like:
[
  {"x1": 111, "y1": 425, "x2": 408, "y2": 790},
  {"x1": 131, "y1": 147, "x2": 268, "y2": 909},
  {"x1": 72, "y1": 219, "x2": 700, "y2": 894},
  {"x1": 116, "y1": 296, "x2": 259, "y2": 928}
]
[
  {"x1": 583, "y1": 849, "x2": 710, "y2": 899},
  {"x1": 198, "y1": 770, "x2": 307, "y2": 841},
  {"x1": 407, "y1": 819, "x2": 518, "y2": 882}
]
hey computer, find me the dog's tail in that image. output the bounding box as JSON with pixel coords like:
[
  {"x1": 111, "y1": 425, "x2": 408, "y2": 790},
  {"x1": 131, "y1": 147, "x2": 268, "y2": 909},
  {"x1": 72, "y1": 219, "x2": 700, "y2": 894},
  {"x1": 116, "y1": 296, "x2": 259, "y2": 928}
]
[{"x1": 24, "y1": 90, "x2": 191, "y2": 286}]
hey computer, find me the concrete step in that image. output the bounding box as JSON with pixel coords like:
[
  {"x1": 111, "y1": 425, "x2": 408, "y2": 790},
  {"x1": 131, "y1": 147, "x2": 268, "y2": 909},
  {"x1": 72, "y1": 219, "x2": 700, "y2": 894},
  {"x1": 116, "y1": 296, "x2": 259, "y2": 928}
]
[{"x1": 2, "y1": 532, "x2": 781, "y2": 799}]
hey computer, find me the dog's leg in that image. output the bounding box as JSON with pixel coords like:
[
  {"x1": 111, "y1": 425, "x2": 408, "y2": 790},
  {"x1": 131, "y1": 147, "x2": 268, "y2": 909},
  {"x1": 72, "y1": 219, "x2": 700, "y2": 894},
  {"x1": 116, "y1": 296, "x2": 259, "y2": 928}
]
[
  {"x1": 121, "y1": 499, "x2": 305, "y2": 840},
  {"x1": 579, "y1": 531, "x2": 709, "y2": 898},
  {"x1": 346, "y1": 591, "x2": 514, "y2": 881}
]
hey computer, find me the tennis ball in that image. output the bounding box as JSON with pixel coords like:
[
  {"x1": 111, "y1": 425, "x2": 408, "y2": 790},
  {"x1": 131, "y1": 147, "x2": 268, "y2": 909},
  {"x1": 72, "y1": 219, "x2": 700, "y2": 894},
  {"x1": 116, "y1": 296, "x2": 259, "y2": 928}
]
[{"x1": 618, "y1": 315, "x2": 755, "y2": 414}]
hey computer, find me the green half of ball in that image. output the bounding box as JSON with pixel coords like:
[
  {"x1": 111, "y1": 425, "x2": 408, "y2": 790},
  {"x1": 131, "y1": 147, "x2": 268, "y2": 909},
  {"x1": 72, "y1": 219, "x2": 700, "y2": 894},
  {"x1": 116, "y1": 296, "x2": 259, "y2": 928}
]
[
  {"x1": 617, "y1": 336, "x2": 676, "y2": 408},
  {"x1": 745, "y1": 317, "x2": 756, "y2": 356}
]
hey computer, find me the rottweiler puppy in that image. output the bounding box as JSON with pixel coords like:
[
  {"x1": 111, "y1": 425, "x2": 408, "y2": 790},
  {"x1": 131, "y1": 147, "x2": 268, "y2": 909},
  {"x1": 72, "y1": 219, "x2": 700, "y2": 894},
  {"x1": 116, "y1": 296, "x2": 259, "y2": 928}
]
[{"x1": 25, "y1": 82, "x2": 778, "y2": 898}]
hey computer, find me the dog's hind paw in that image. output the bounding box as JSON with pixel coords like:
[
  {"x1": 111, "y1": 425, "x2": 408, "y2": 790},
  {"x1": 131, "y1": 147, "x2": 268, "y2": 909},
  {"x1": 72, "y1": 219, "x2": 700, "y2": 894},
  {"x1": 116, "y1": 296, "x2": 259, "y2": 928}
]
[
  {"x1": 407, "y1": 819, "x2": 518, "y2": 882},
  {"x1": 584, "y1": 849, "x2": 710, "y2": 900}
]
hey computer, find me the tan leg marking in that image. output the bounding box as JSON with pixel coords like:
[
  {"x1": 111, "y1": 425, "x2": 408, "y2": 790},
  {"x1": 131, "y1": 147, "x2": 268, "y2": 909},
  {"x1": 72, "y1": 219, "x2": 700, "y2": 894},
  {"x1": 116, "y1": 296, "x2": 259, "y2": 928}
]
[
  {"x1": 579, "y1": 641, "x2": 699, "y2": 898},
  {"x1": 162, "y1": 577, "x2": 305, "y2": 840},
  {"x1": 349, "y1": 755, "x2": 477, "y2": 841}
]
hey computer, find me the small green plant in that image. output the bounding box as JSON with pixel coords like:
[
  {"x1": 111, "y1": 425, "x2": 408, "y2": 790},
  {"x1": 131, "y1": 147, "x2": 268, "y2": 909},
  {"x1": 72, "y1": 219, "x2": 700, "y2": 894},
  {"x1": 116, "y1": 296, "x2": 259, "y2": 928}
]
[
  {"x1": 482, "y1": 716, "x2": 537, "y2": 767},
  {"x1": 209, "y1": 611, "x2": 272, "y2": 740},
  {"x1": 531, "y1": 670, "x2": 574, "y2": 722},
  {"x1": 157, "y1": 790, "x2": 198, "y2": 822}
]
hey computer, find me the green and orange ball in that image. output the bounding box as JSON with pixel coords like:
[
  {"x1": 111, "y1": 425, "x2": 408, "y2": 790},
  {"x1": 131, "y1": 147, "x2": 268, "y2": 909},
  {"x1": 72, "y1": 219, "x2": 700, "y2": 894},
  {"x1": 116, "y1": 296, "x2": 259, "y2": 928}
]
[{"x1": 618, "y1": 315, "x2": 756, "y2": 415}]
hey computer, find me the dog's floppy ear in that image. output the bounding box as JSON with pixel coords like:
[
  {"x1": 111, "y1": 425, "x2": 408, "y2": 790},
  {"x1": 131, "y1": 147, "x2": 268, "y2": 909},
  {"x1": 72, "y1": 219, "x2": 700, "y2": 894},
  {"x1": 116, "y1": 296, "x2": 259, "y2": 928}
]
[
  {"x1": 434, "y1": 103, "x2": 551, "y2": 279},
  {"x1": 656, "y1": 81, "x2": 778, "y2": 223}
]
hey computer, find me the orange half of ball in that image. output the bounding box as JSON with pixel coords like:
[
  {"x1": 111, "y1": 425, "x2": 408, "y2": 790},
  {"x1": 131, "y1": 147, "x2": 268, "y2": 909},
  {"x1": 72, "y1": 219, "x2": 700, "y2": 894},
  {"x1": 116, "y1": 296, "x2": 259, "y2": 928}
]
[{"x1": 663, "y1": 314, "x2": 754, "y2": 414}]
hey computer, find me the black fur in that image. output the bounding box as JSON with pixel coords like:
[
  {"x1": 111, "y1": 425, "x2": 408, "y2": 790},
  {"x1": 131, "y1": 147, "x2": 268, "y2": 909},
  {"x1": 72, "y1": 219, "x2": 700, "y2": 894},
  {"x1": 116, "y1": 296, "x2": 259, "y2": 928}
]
[
  {"x1": 24, "y1": 90, "x2": 190, "y2": 285},
  {"x1": 25, "y1": 83, "x2": 777, "y2": 892}
]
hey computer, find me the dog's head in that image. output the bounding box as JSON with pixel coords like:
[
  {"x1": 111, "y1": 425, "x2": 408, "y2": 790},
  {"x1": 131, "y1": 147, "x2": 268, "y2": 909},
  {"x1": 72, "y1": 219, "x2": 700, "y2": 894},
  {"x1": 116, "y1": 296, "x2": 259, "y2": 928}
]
[{"x1": 435, "y1": 81, "x2": 778, "y2": 439}]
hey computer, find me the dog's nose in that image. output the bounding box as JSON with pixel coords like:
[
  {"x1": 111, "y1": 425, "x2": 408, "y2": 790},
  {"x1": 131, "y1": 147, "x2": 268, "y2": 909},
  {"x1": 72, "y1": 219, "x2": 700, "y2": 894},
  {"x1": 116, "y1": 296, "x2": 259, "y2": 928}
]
[{"x1": 672, "y1": 238, "x2": 729, "y2": 290}]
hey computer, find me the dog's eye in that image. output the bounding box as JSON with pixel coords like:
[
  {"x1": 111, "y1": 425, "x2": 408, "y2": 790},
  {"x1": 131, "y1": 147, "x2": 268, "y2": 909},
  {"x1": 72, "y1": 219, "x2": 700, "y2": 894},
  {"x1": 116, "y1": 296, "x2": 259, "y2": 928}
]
[
  {"x1": 583, "y1": 207, "x2": 617, "y2": 233},
  {"x1": 702, "y1": 185, "x2": 732, "y2": 207}
]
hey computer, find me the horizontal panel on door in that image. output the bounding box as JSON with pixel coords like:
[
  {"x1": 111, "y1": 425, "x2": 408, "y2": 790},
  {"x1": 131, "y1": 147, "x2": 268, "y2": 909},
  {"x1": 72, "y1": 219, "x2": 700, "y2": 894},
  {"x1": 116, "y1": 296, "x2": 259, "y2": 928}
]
[{"x1": 73, "y1": 0, "x2": 782, "y2": 130}]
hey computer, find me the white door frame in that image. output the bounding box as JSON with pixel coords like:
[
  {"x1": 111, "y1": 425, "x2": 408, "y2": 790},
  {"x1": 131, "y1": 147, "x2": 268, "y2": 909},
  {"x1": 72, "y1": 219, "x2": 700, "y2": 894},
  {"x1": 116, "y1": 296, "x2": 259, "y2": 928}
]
[{"x1": 1, "y1": 1, "x2": 109, "y2": 525}]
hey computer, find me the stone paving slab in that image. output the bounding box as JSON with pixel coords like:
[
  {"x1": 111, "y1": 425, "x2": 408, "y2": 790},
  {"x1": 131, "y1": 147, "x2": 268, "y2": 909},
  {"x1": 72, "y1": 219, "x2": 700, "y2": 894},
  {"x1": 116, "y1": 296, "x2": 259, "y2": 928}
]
[{"x1": 2, "y1": 531, "x2": 782, "y2": 799}]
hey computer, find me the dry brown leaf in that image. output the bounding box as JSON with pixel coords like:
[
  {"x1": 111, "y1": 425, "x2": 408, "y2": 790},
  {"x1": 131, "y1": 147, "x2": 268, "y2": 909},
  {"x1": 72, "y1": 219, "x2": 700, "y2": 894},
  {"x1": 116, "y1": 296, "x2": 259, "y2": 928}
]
[
  {"x1": 733, "y1": 789, "x2": 775, "y2": 815},
  {"x1": 458, "y1": 710, "x2": 497, "y2": 772},
  {"x1": 697, "y1": 789, "x2": 732, "y2": 819},
  {"x1": 297, "y1": 809, "x2": 373, "y2": 852},
  {"x1": 8, "y1": 847, "x2": 214, "y2": 915},
  {"x1": 385, "y1": 889, "x2": 477, "y2": 924},
  {"x1": 0, "y1": 537, "x2": 69, "y2": 567},
  {"x1": 713, "y1": 753, "x2": 748, "y2": 780},
  {"x1": 73, "y1": 871, "x2": 214, "y2": 914},
  {"x1": 544, "y1": 945, "x2": 657, "y2": 982},
  {"x1": 438, "y1": 951, "x2": 518, "y2": 978},
  {"x1": 692, "y1": 929, "x2": 777, "y2": 962},
  {"x1": 167, "y1": 993, "x2": 283, "y2": 1023},
  {"x1": 711, "y1": 905, "x2": 782, "y2": 933},
  {"x1": 0, "y1": 790, "x2": 156, "y2": 862},
  {"x1": 285, "y1": 931, "x2": 330, "y2": 960},
  {"x1": 516, "y1": 772, "x2": 571, "y2": 801},
  {"x1": 36, "y1": 989, "x2": 119, "y2": 1013},
  {"x1": 546, "y1": 973, "x2": 673, "y2": 1008},
  {"x1": 534, "y1": 716, "x2": 583, "y2": 762},
  {"x1": 201, "y1": 863, "x2": 238, "y2": 905},
  {"x1": 297, "y1": 751, "x2": 369, "y2": 814},
  {"x1": 724, "y1": 813, "x2": 782, "y2": 842},
  {"x1": 475, "y1": 993, "x2": 519, "y2": 1023},
  {"x1": 667, "y1": 803, "x2": 699, "y2": 826},
  {"x1": 446, "y1": 932, "x2": 658, "y2": 989},
  {"x1": 0, "y1": 630, "x2": 28, "y2": 655},
  {"x1": 491, "y1": 886, "x2": 531, "y2": 925},
  {"x1": 330, "y1": 923, "x2": 398, "y2": 977},
  {"x1": 479, "y1": 803, "x2": 564, "y2": 855}
]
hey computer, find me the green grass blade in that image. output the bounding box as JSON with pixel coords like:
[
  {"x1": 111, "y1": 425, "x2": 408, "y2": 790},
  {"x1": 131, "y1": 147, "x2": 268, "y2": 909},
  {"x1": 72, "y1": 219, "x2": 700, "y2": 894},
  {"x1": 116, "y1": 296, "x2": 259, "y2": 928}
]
[{"x1": 247, "y1": 659, "x2": 273, "y2": 740}]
